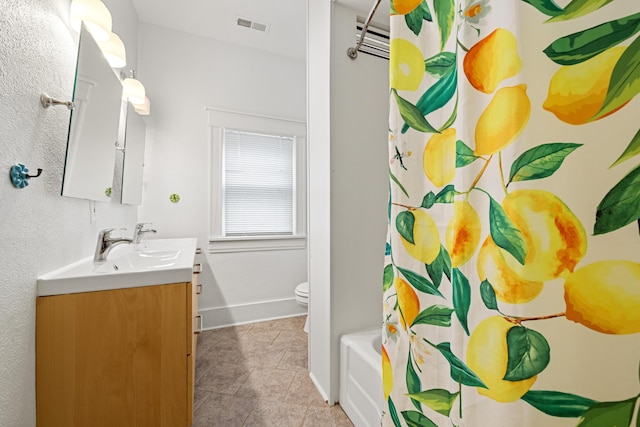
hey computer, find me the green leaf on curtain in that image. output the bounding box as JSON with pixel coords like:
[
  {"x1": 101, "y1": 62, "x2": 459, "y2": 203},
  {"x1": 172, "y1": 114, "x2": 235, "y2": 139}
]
[
  {"x1": 426, "y1": 245, "x2": 451, "y2": 287},
  {"x1": 398, "y1": 267, "x2": 445, "y2": 298},
  {"x1": 405, "y1": 7, "x2": 424, "y2": 36},
  {"x1": 577, "y1": 397, "x2": 636, "y2": 426},
  {"x1": 402, "y1": 66, "x2": 457, "y2": 134},
  {"x1": 425, "y1": 52, "x2": 456, "y2": 78},
  {"x1": 433, "y1": 0, "x2": 455, "y2": 51},
  {"x1": 543, "y1": 13, "x2": 640, "y2": 65},
  {"x1": 456, "y1": 140, "x2": 479, "y2": 167},
  {"x1": 383, "y1": 264, "x2": 394, "y2": 292},
  {"x1": 396, "y1": 210, "x2": 416, "y2": 244},
  {"x1": 388, "y1": 397, "x2": 402, "y2": 427},
  {"x1": 610, "y1": 128, "x2": 640, "y2": 167},
  {"x1": 452, "y1": 268, "x2": 471, "y2": 335},
  {"x1": 592, "y1": 34, "x2": 640, "y2": 120},
  {"x1": 480, "y1": 280, "x2": 499, "y2": 311},
  {"x1": 548, "y1": 0, "x2": 617, "y2": 23},
  {"x1": 412, "y1": 305, "x2": 454, "y2": 327},
  {"x1": 406, "y1": 350, "x2": 423, "y2": 411},
  {"x1": 520, "y1": 0, "x2": 564, "y2": 17},
  {"x1": 393, "y1": 89, "x2": 441, "y2": 134},
  {"x1": 508, "y1": 143, "x2": 582, "y2": 183},
  {"x1": 438, "y1": 92, "x2": 459, "y2": 132},
  {"x1": 504, "y1": 326, "x2": 551, "y2": 381},
  {"x1": 401, "y1": 410, "x2": 438, "y2": 427},
  {"x1": 419, "y1": 0, "x2": 433, "y2": 21},
  {"x1": 521, "y1": 390, "x2": 597, "y2": 418},
  {"x1": 594, "y1": 162, "x2": 640, "y2": 235},
  {"x1": 436, "y1": 342, "x2": 488, "y2": 388},
  {"x1": 390, "y1": 167, "x2": 410, "y2": 198},
  {"x1": 489, "y1": 196, "x2": 527, "y2": 265},
  {"x1": 407, "y1": 389, "x2": 459, "y2": 417},
  {"x1": 422, "y1": 191, "x2": 436, "y2": 209},
  {"x1": 435, "y1": 185, "x2": 457, "y2": 203}
]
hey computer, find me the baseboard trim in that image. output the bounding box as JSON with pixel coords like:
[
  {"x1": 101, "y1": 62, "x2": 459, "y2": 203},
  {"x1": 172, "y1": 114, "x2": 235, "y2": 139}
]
[
  {"x1": 200, "y1": 297, "x2": 307, "y2": 330},
  {"x1": 309, "y1": 371, "x2": 333, "y2": 405}
]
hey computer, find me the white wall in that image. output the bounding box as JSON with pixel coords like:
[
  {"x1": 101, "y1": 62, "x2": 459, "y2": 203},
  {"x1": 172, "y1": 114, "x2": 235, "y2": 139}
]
[
  {"x1": 308, "y1": 1, "x2": 389, "y2": 403},
  {"x1": 137, "y1": 23, "x2": 308, "y2": 328},
  {"x1": 0, "y1": 1, "x2": 139, "y2": 425}
]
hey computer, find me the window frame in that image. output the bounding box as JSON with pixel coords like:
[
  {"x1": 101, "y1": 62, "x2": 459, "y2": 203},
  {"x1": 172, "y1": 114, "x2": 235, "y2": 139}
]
[{"x1": 208, "y1": 108, "x2": 306, "y2": 253}]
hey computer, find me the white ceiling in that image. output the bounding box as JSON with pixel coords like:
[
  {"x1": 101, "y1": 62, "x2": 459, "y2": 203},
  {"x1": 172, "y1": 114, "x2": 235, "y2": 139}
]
[
  {"x1": 131, "y1": 0, "x2": 387, "y2": 61},
  {"x1": 131, "y1": 0, "x2": 308, "y2": 60}
]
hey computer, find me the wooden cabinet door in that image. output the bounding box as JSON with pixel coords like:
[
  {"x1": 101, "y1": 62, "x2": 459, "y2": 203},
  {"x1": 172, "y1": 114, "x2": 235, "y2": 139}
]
[{"x1": 36, "y1": 283, "x2": 188, "y2": 427}]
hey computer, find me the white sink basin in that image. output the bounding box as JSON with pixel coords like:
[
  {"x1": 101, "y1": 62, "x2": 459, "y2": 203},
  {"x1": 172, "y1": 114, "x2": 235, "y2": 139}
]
[{"x1": 37, "y1": 238, "x2": 198, "y2": 296}]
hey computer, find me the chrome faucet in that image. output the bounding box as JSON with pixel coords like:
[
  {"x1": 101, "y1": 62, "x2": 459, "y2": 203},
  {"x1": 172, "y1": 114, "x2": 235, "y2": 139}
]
[
  {"x1": 94, "y1": 228, "x2": 133, "y2": 263},
  {"x1": 133, "y1": 223, "x2": 157, "y2": 244}
]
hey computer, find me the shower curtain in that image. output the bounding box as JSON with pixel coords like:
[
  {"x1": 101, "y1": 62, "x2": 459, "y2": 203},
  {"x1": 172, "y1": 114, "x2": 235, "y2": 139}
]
[{"x1": 383, "y1": 1, "x2": 640, "y2": 426}]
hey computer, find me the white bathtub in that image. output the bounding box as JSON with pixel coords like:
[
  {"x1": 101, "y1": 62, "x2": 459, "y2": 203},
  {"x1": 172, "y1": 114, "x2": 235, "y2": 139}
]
[{"x1": 340, "y1": 329, "x2": 384, "y2": 427}]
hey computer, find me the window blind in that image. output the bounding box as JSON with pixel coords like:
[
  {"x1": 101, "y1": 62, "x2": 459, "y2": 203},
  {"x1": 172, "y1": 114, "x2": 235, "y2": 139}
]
[{"x1": 222, "y1": 129, "x2": 296, "y2": 236}]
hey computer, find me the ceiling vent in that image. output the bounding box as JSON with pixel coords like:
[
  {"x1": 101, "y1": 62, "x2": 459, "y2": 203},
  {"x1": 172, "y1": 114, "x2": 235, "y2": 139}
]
[
  {"x1": 236, "y1": 16, "x2": 270, "y2": 33},
  {"x1": 356, "y1": 19, "x2": 390, "y2": 60}
]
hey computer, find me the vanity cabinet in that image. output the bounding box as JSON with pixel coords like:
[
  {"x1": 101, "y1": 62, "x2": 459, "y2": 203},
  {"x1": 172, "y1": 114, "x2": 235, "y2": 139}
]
[{"x1": 36, "y1": 279, "x2": 200, "y2": 427}]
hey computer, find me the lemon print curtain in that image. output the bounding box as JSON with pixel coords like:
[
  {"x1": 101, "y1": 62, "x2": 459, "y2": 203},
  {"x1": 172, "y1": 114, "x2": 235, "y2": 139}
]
[{"x1": 383, "y1": 1, "x2": 640, "y2": 426}]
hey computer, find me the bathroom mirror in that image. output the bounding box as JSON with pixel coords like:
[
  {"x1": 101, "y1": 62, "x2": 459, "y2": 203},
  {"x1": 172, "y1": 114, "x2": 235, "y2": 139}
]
[
  {"x1": 61, "y1": 25, "x2": 123, "y2": 202},
  {"x1": 121, "y1": 104, "x2": 146, "y2": 205}
]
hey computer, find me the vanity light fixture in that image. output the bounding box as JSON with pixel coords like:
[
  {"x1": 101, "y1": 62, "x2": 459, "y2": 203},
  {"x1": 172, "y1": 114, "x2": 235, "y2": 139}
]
[
  {"x1": 133, "y1": 96, "x2": 151, "y2": 116},
  {"x1": 98, "y1": 32, "x2": 126, "y2": 68},
  {"x1": 70, "y1": 0, "x2": 113, "y2": 42},
  {"x1": 121, "y1": 70, "x2": 145, "y2": 104}
]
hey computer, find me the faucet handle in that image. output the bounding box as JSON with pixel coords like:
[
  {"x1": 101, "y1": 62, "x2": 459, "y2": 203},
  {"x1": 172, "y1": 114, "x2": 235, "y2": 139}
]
[{"x1": 135, "y1": 222, "x2": 153, "y2": 230}]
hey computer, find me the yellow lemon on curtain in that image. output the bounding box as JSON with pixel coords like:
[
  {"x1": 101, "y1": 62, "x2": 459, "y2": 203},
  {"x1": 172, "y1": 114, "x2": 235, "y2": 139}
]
[
  {"x1": 423, "y1": 128, "x2": 457, "y2": 187},
  {"x1": 446, "y1": 200, "x2": 481, "y2": 267},
  {"x1": 394, "y1": 277, "x2": 420, "y2": 329},
  {"x1": 392, "y1": 0, "x2": 422, "y2": 15},
  {"x1": 474, "y1": 85, "x2": 530, "y2": 156},
  {"x1": 501, "y1": 189, "x2": 587, "y2": 282},
  {"x1": 390, "y1": 38, "x2": 425, "y2": 91},
  {"x1": 399, "y1": 209, "x2": 441, "y2": 264},
  {"x1": 382, "y1": 345, "x2": 393, "y2": 399},
  {"x1": 463, "y1": 28, "x2": 523, "y2": 94},
  {"x1": 564, "y1": 260, "x2": 640, "y2": 335},
  {"x1": 477, "y1": 237, "x2": 544, "y2": 304},
  {"x1": 466, "y1": 316, "x2": 537, "y2": 402},
  {"x1": 543, "y1": 46, "x2": 626, "y2": 125}
]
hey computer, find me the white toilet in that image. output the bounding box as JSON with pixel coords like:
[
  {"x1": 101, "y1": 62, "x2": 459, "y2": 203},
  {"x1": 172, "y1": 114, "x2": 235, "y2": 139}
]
[{"x1": 295, "y1": 281, "x2": 309, "y2": 333}]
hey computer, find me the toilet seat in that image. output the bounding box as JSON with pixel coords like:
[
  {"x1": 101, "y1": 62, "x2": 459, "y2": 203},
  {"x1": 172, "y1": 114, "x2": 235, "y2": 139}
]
[{"x1": 295, "y1": 281, "x2": 309, "y2": 305}]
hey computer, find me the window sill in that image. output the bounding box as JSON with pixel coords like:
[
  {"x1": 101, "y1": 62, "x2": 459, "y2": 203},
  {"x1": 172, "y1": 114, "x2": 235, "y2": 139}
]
[{"x1": 208, "y1": 235, "x2": 307, "y2": 253}]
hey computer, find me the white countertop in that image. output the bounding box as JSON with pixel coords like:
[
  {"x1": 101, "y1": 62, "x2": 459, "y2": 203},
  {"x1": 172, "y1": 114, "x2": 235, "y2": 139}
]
[{"x1": 37, "y1": 238, "x2": 198, "y2": 296}]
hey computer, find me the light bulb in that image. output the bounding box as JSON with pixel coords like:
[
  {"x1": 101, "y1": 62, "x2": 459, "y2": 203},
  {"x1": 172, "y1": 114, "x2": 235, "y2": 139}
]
[
  {"x1": 122, "y1": 78, "x2": 146, "y2": 104},
  {"x1": 133, "y1": 96, "x2": 151, "y2": 116},
  {"x1": 98, "y1": 32, "x2": 126, "y2": 68},
  {"x1": 70, "y1": 0, "x2": 113, "y2": 42}
]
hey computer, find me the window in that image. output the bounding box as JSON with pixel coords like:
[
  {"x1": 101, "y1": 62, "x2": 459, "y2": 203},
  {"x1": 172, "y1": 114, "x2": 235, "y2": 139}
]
[
  {"x1": 208, "y1": 108, "x2": 306, "y2": 253},
  {"x1": 222, "y1": 129, "x2": 295, "y2": 236}
]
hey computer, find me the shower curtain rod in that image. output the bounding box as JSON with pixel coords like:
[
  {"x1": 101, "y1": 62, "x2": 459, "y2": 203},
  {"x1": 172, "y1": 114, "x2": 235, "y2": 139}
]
[{"x1": 346, "y1": 0, "x2": 382, "y2": 59}]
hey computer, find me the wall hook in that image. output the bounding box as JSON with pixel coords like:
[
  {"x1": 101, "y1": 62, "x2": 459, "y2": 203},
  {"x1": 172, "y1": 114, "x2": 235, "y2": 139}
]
[
  {"x1": 40, "y1": 93, "x2": 74, "y2": 110},
  {"x1": 10, "y1": 164, "x2": 43, "y2": 189}
]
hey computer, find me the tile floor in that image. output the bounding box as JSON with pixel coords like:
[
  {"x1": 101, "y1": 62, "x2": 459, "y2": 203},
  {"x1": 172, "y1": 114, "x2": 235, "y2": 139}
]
[{"x1": 193, "y1": 316, "x2": 355, "y2": 427}]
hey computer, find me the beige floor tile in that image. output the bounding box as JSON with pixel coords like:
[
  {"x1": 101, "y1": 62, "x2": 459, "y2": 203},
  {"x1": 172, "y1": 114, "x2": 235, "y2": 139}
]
[
  {"x1": 192, "y1": 392, "x2": 255, "y2": 427},
  {"x1": 250, "y1": 316, "x2": 306, "y2": 332},
  {"x1": 243, "y1": 400, "x2": 308, "y2": 427},
  {"x1": 283, "y1": 371, "x2": 326, "y2": 408},
  {"x1": 196, "y1": 361, "x2": 252, "y2": 395},
  {"x1": 303, "y1": 405, "x2": 355, "y2": 427},
  {"x1": 236, "y1": 367, "x2": 297, "y2": 401},
  {"x1": 273, "y1": 329, "x2": 309, "y2": 348},
  {"x1": 193, "y1": 318, "x2": 354, "y2": 426},
  {"x1": 277, "y1": 348, "x2": 308, "y2": 371}
]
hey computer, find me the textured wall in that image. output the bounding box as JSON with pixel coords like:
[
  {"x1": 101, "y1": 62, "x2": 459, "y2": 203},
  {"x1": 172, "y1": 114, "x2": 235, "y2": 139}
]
[{"x1": 0, "y1": 1, "x2": 138, "y2": 425}]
